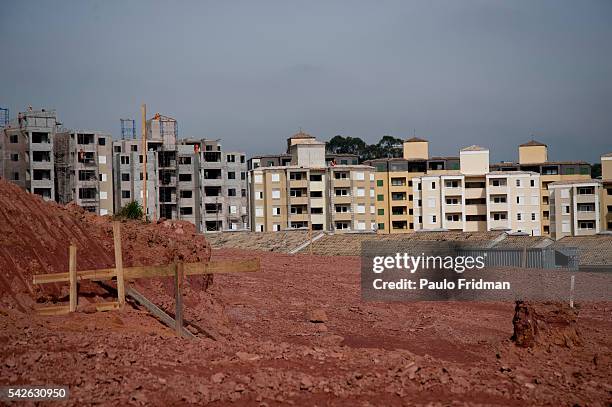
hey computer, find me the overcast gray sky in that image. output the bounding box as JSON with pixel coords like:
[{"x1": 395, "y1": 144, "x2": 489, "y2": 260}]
[{"x1": 1, "y1": 0, "x2": 611, "y2": 162}]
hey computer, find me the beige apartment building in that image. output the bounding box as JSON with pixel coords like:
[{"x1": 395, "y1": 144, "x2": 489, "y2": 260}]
[
  {"x1": 365, "y1": 137, "x2": 460, "y2": 233},
  {"x1": 368, "y1": 137, "x2": 593, "y2": 236},
  {"x1": 55, "y1": 130, "x2": 114, "y2": 215},
  {"x1": 249, "y1": 132, "x2": 376, "y2": 232},
  {"x1": 549, "y1": 180, "x2": 602, "y2": 239}
]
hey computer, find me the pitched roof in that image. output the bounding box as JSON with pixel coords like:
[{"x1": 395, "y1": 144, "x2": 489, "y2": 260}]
[
  {"x1": 405, "y1": 136, "x2": 428, "y2": 142},
  {"x1": 520, "y1": 140, "x2": 547, "y2": 147},
  {"x1": 461, "y1": 145, "x2": 488, "y2": 152}
]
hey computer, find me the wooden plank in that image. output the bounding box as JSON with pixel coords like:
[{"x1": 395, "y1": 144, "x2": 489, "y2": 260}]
[
  {"x1": 36, "y1": 304, "x2": 70, "y2": 316},
  {"x1": 174, "y1": 262, "x2": 184, "y2": 337},
  {"x1": 69, "y1": 244, "x2": 77, "y2": 312},
  {"x1": 36, "y1": 301, "x2": 121, "y2": 316},
  {"x1": 113, "y1": 221, "x2": 125, "y2": 307},
  {"x1": 125, "y1": 286, "x2": 196, "y2": 339},
  {"x1": 33, "y1": 259, "x2": 260, "y2": 285}
]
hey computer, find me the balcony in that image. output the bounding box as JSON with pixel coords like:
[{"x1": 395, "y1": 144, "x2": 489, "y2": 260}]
[
  {"x1": 289, "y1": 196, "x2": 309, "y2": 205},
  {"x1": 465, "y1": 204, "x2": 487, "y2": 216},
  {"x1": 465, "y1": 188, "x2": 485, "y2": 199}
]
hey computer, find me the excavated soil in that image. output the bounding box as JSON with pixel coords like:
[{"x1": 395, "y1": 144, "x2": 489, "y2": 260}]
[
  {"x1": 1, "y1": 249, "x2": 610, "y2": 406},
  {"x1": 1, "y1": 179, "x2": 611, "y2": 406}
]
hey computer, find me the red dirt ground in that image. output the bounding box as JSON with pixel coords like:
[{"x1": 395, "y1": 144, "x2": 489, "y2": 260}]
[
  {"x1": 1, "y1": 179, "x2": 611, "y2": 406},
  {"x1": 1, "y1": 249, "x2": 610, "y2": 406}
]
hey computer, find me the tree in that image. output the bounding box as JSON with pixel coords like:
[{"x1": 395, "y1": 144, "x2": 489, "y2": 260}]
[{"x1": 326, "y1": 134, "x2": 404, "y2": 162}]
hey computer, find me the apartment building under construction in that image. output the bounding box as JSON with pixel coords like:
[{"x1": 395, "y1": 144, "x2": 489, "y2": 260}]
[
  {"x1": 248, "y1": 131, "x2": 376, "y2": 232},
  {"x1": 54, "y1": 130, "x2": 114, "y2": 215},
  {"x1": 0, "y1": 108, "x2": 58, "y2": 201},
  {"x1": 112, "y1": 115, "x2": 248, "y2": 231}
]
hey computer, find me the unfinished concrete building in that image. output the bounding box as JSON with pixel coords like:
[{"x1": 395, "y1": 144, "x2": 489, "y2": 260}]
[
  {"x1": 54, "y1": 130, "x2": 114, "y2": 215},
  {"x1": 0, "y1": 108, "x2": 58, "y2": 201},
  {"x1": 112, "y1": 118, "x2": 248, "y2": 232}
]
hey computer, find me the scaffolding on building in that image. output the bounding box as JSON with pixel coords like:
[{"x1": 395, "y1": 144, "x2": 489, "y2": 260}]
[
  {"x1": 120, "y1": 118, "x2": 136, "y2": 140},
  {"x1": 54, "y1": 133, "x2": 73, "y2": 205}
]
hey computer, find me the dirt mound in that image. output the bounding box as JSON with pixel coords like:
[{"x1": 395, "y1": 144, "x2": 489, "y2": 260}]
[
  {"x1": 511, "y1": 301, "x2": 581, "y2": 348},
  {"x1": 0, "y1": 178, "x2": 216, "y2": 325}
]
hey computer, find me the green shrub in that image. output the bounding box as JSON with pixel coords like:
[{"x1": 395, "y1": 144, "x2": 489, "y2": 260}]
[{"x1": 115, "y1": 201, "x2": 144, "y2": 220}]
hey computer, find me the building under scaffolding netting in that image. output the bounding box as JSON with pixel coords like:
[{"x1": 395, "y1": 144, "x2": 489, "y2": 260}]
[
  {"x1": 54, "y1": 130, "x2": 114, "y2": 216},
  {"x1": 146, "y1": 113, "x2": 178, "y2": 220}
]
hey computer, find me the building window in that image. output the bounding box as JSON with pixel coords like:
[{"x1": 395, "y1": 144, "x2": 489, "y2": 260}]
[
  {"x1": 431, "y1": 181, "x2": 436, "y2": 190},
  {"x1": 12, "y1": 172, "x2": 19, "y2": 180},
  {"x1": 180, "y1": 207, "x2": 193, "y2": 215},
  {"x1": 531, "y1": 213, "x2": 536, "y2": 221},
  {"x1": 445, "y1": 180, "x2": 459, "y2": 188},
  {"x1": 121, "y1": 190, "x2": 131, "y2": 199},
  {"x1": 10, "y1": 154, "x2": 18, "y2": 161},
  {"x1": 578, "y1": 221, "x2": 595, "y2": 230},
  {"x1": 378, "y1": 208, "x2": 384, "y2": 216},
  {"x1": 228, "y1": 171, "x2": 236, "y2": 179},
  {"x1": 121, "y1": 173, "x2": 130, "y2": 181},
  {"x1": 377, "y1": 194, "x2": 384, "y2": 202},
  {"x1": 516, "y1": 179, "x2": 521, "y2": 187},
  {"x1": 334, "y1": 172, "x2": 348, "y2": 179},
  {"x1": 378, "y1": 223, "x2": 385, "y2": 230},
  {"x1": 228, "y1": 188, "x2": 236, "y2": 196},
  {"x1": 310, "y1": 174, "x2": 322, "y2": 182},
  {"x1": 9, "y1": 135, "x2": 18, "y2": 143},
  {"x1": 272, "y1": 207, "x2": 281, "y2": 216},
  {"x1": 530, "y1": 179, "x2": 535, "y2": 187},
  {"x1": 179, "y1": 173, "x2": 192, "y2": 182},
  {"x1": 227, "y1": 154, "x2": 236, "y2": 162},
  {"x1": 517, "y1": 213, "x2": 522, "y2": 221},
  {"x1": 445, "y1": 197, "x2": 459, "y2": 205},
  {"x1": 446, "y1": 214, "x2": 459, "y2": 222},
  {"x1": 377, "y1": 180, "x2": 384, "y2": 187},
  {"x1": 180, "y1": 190, "x2": 192, "y2": 198},
  {"x1": 98, "y1": 137, "x2": 106, "y2": 146},
  {"x1": 310, "y1": 191, "x2": 323, "y2": 198},
  {"x1": 492, "y1": 213, "x2": 507, "y2": 221}
]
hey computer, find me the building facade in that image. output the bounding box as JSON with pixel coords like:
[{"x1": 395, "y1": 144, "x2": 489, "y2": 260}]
[
  {"x1": 112, "y1": 126, "x2": 248, "y2": 232},
  {"x1": 549, "y1": 180, "x2": 602, "y2": 239},
  {"x1": 0, "y1": 108, "x2": 58, "y2": 201},
  {"x1": 601, "y1": 153, "x2": 612, "y2": 232},
  {"x1": 249, "y1": 132, "x2": 376, "y2": 232},
  {"x1": 54, "y1": 130, "x2": 114, "y2": 215}
]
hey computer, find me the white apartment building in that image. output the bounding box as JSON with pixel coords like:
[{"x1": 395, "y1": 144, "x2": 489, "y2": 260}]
[
  {"x1": 412, "y1": 146, "x2": 542, "y2": 235},
  {"x1": 549, "y1": 180, "x2": 602, "y2": 239}
]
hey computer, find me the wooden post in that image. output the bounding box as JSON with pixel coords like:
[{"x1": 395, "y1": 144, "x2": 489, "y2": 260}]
[
  {"x1": 174, "y1": 261, "x2": 184, "y2": 337},
  {"x1": 69, "y1": 244, "x2": 77, "y2": 312},
  {"x1": 570, "y1": 275, "x2": 575, "y2": 308},
  {"x1": 113, "y1": 221, "x2": 125, "y2": 307}
]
